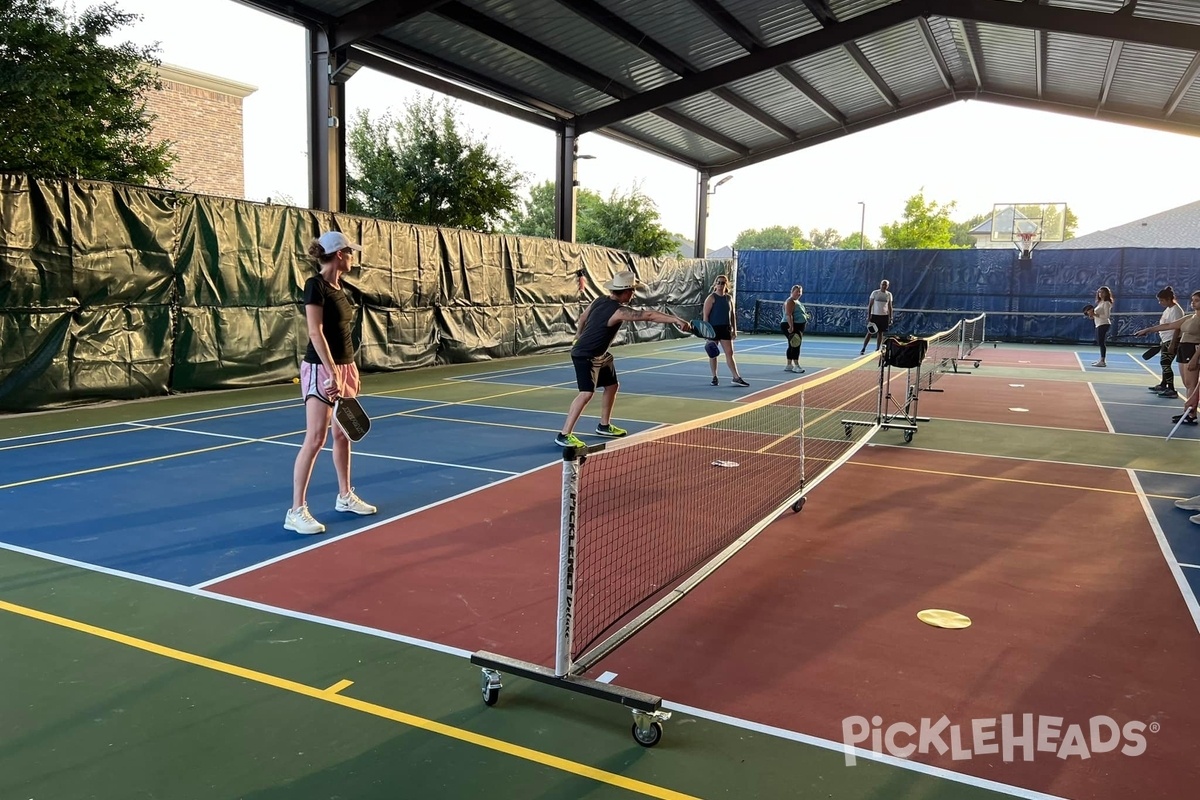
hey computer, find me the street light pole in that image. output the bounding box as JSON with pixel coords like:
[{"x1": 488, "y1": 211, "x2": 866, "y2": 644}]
[{"x1": 858, "y1": 201, "x2": 866, "y2": 249}]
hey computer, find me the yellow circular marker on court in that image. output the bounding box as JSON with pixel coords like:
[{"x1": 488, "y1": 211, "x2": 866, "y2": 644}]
[{"x1": 917, "y1": 608, "x2": 972, "y2": 629}]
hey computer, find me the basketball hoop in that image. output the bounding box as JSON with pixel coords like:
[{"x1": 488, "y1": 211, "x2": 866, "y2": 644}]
[{"x1": 1015, "y1": 231, "x2": 1039, "y2": 260}]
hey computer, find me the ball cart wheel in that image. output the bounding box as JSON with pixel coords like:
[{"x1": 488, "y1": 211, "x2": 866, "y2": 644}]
[{"x1": 632, "y1": 721, "x2": 663, "y2": 747}]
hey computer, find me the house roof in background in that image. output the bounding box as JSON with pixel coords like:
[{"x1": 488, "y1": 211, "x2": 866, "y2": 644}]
[{"x1": 1042, "y1": 199, "x2": 1200, "y2": 248}]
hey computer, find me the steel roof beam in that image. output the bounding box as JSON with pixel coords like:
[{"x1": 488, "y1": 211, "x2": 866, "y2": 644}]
[
  {"x1": 438, "y1": 2, "x2": 747, "y2": 155},
  {"x1": 1163, "y1": 54, "x2": 1200, "y2": 118},
  {"x1": 1097, "y1": 41, "x2": 1124, "y2": 110},
  {"x1": 927, "y1": 0, "x2": 1200, "y2": 51},
  {"x1": 961, "y1": 20, "x2": 985, "y2": 91},
  {"x1": 349, "y1": 49, "x2": 558, "y2": 129},
  {"x1": 1035, "y1": 29, "x2": 1046, "y2": 100},
  {"x1": 563, "y1": 0, "x2": 794, "y2": 142},
  {"x1": 916, "y1": 17, "x2": 955, "y2": 93},
  {"x1": 708, "y1": 94, "x2": 959, "y2": 173},
  {"x1": 776, "y1": 67, "x2": 847, "y2": 125},
  {"x1": 980, "y1": 90, "x2": 1200, "y2": 139},
  {"x1": 685, "y1": 0, "x2": 760, "y2": 53},
  {"x1": 802, "y1": 1, "x2": 900, "y2": 109},
  {"x1": 576, "y1": 0, "x2": 917, "y2": 134},
  {"x1": 330, "y1": 1, "x2": 449, "y2": 51}
]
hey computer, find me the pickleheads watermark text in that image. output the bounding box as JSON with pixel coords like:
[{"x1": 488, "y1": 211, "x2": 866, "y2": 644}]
[{"x1": 841, "y1": 714, "x2": 1156, "y2": 766}]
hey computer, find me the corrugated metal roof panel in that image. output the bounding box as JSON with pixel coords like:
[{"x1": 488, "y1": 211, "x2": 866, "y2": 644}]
[
  {"x1": 468, "y1": 0, "x2": 678, "y2": 93},
  {"x1": 610, "y1": 116, "x2": 733, "y2": 163},
  {"x1": 719, "y1": 0, "x2": 822, "y2": 46},
  {"x1": 1106, "y1": 42, "x2": 1196, "y2": 109},
  {"x1": 1134, "y1": 0, "x2": 1200, "y2": 25},
  {"x1": 975, "y1": 23, "x2": 1036, "y2": 96},
  {"x1": 1044, "y1": 0, "x2": 1124, "y2": 12},
  {"x1": 923, "y1": 16, "x2": 972, "y2": 85},
  {"x1": 1044, "y1": 31, "x2": 1109, "y2": 102},
  {"x1": 393, "y1": 16, "x2": 614, "y2": 112},
  {"x1": 792, "y1": 48, "x2": 892, "y2": 118},
  {"x1": 668, "y1": 93, "x2": 784, "y2": 151},
  {"x1": 856, "y1": 21, "x2": 946, "y2": 101},
  {"x1": 592, "y1": 0, "x2": 745, "y2": 71},
  {"x1": 831, "y1": 0, "x2": 904, "y2": 23},
  {"x1": 727, "y1": 71, "x2": 833, "y2": 132}
]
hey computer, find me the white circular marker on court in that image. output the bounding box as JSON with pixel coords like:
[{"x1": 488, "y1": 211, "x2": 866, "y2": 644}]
[
  {"x1": 1009, "y1": 384, "x2": 1025, "y2": 388},
  {"x1": 1009, "y1": 407, "x2": 1029, "y2": 412},
  {"x1": 1018, "y1": 360, "x2": 1031, "y2": 363}
]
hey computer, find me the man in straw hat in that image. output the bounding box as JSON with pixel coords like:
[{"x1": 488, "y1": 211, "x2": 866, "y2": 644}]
[{"x1": 556, "y1": 270, "x2": 692, "y2": 448}]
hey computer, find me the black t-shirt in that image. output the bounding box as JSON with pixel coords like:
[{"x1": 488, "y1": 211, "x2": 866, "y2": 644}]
[
  {"x1": 302, "y1": 275, "x2": 356, "y2": 364},
  {"x1": 571, "y1": 297, "x2": 624, "y2": 358}
]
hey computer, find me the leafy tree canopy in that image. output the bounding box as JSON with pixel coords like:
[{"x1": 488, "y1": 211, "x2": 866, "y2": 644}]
[
  {"x1": 347, "y1": 96, "x2": 524, "y2": 233},
  {"x1": 839, "y1": 232, "x2": 874, "y2": 250},
  {"x1": 505, "y1": 180, "x2": 678, "y2": 257},
  {"x1": 0, "y1": 0, "x2": 174, "y2": 184},
  {"x1": 879, "y1": 191, "x2": 963, "y2": 249},
  {"x1": 734, "y1": 225, "x2": 807, "y2": 250}
]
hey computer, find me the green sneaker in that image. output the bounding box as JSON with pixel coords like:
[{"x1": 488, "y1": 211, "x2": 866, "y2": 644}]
[
  {"x1": 595, "y1": 423, "x2": 627, "y2": 438},
  {"x1": 555, "y1": 432, "x2": 586, "y2": 448}
]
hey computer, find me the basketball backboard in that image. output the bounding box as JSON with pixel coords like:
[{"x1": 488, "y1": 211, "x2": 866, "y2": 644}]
[{"x1": 989, "y1": 203, "x2": 1067, "y2": 243}]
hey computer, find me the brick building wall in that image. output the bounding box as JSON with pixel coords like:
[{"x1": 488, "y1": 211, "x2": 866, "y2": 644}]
[{"x1": 143, "y1": 64, "x2": 256, "y2": 199}]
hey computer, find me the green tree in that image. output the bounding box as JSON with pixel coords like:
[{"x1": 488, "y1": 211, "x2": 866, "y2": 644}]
[
  {"x1": 505, "y1": 180, "x2": 678, "y2": 257},
  {"x1": 879, "y1": 191, "x2": 962, "y2": 249},
  {"x1": 734, "y1": 225, "x2": 807, "y2": 250},
  {"x1": 839, "y1": 232, "x2": 874, "y2": 250},
  {"x1": 0, "y1": 0, "x2": 174, "y2": 184},
  {"x1": 347, "y1": 97, "x2": 523, "y2": 232},
  {"x1": 808, "y1": 227, "x2": 842, "y2": 249},
  {"x1": 951, "y1": 211, "x2": 991, "y2": 247}
]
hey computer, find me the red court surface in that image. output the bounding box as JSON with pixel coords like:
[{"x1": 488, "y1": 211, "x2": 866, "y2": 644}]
[
  {"x1": 973, "y1": 348, "x2": 1081, "y2": 370},
  {"x1": 211, "y1": 445, "x2": 1200, "y2": 800},
  {"x1": 914, "y1": 375, "x2": 1110, "y2": 430}
]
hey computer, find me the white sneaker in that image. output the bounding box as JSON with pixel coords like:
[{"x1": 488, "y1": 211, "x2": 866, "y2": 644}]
[
  {"x1": 1175, "y1": 495, "x2": 1200, "y2": 511},
  {"x1": 284, "y1": 505, "x2": 325, "y2": 535},
  {"x1": 1191, "y1": 513, "x2": 1200, "y2": 526},
  {"x1": 336, "y1": 488, "x2": 377, "y2": 515},
  {"x1": 1091, "y1": 361, "x2": 1106, "y2": 367}
]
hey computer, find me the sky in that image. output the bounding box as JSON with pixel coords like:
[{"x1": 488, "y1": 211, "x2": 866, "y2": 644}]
[{"x1": 74, "y1": 0, "x2": 1200, "y2": 247}]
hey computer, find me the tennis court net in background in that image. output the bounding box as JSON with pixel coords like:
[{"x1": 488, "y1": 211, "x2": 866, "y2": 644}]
[{"x1": 560, "y1": 353, "x2": 882, "y2": 675}]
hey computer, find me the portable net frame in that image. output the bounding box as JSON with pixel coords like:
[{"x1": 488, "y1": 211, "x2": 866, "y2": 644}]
[
  {"x1": 472, "y1": 353, "x2": 883, "y2": 745},
  {"x1": 960, "y1": 313, "x2": 986, "y2": 361}
]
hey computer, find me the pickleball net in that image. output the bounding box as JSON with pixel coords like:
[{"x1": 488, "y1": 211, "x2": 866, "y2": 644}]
[{"x1": 559, "y1": 351, "x2": 883, "y2": 676}]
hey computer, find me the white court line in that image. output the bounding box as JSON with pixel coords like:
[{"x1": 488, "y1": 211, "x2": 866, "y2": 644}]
[
  {"x1": 1181, "y1": 562, "x2": 1200, "y2": 570},
  {"x1": 1086, "y1": 383, "x2": 1116, "y2": 433},
  {"x1": 124, "y1": 422, "x2": 517, "y2": 475},
  {"x1": 1127, "y1": 470, "x2": 1200, "y2": 635},
  {"x1": 193, "y1": 464, "x2": 546, "y2": 587},
  {"x1": 1129, "y1": 350, "x2": 1162, "y2": 379},
  {"x1": 0, "y1": 397, "x2": 298, "y2": 446},
  {"x1": 661, "y1": 701, "x2": 1069, "y2": 800},
  {"x1": 0, "y1": 540, "x2": 1070, "y2": 800},
  {"x1": 0, "y1": 541, "x2": 472, "y2": 658}
]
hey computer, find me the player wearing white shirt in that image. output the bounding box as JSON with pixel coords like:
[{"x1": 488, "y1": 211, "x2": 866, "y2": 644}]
[{"x1": 860, "y1": 279, "x2": 893, "y2": 355}]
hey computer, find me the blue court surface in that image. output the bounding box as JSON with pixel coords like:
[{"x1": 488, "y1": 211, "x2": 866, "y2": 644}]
[
  {"x1": 1093, "y1": 383, "x2": 1200, "y2": 439},
  {"x1": 1137, "y1": 470, "x2": 1200, "y2": 597}
]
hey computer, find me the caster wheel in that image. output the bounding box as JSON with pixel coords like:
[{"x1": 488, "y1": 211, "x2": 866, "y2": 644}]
[
  {"x1": 483, "y1": 686, "x2": 499, "y2": 706},
  {"x1": 974, "y1": 361, "x2": 981, "y2": 368},
  {"x1": 792, "y1": 496, "x2": 806, "y2": 513},
  {"x1": 903, "y1": 430, "x2": 914, "y2": 443},
  {"x1": 632, "y1": 721, "x2": 663, "y2": 747}
]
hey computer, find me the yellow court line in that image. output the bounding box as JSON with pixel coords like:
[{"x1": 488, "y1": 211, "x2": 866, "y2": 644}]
[
  {"x1": 324, "y1": 679, "x2": 354, "y2": 694},
  {"x1": 847, "y1": 459, "x2": 1180, "y2": 498},
  {"x1": 0, "y1": 599, "x2": 698, "y2": 800}
]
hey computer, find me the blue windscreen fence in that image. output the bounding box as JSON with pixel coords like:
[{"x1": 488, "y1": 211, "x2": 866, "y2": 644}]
[{"x1": 737, "y1": 247, "x2": 1200, "y2": 344}]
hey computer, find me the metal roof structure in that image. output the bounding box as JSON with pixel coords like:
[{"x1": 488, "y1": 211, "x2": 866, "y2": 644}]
[{"x1": 235, "y1": 0, "x2": 1200, "y2": 251}]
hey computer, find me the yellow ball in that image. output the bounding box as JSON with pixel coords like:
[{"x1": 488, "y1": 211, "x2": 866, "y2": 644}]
[{"x1": 292, "y1": 377, "x2": 300, "y2": 384}]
